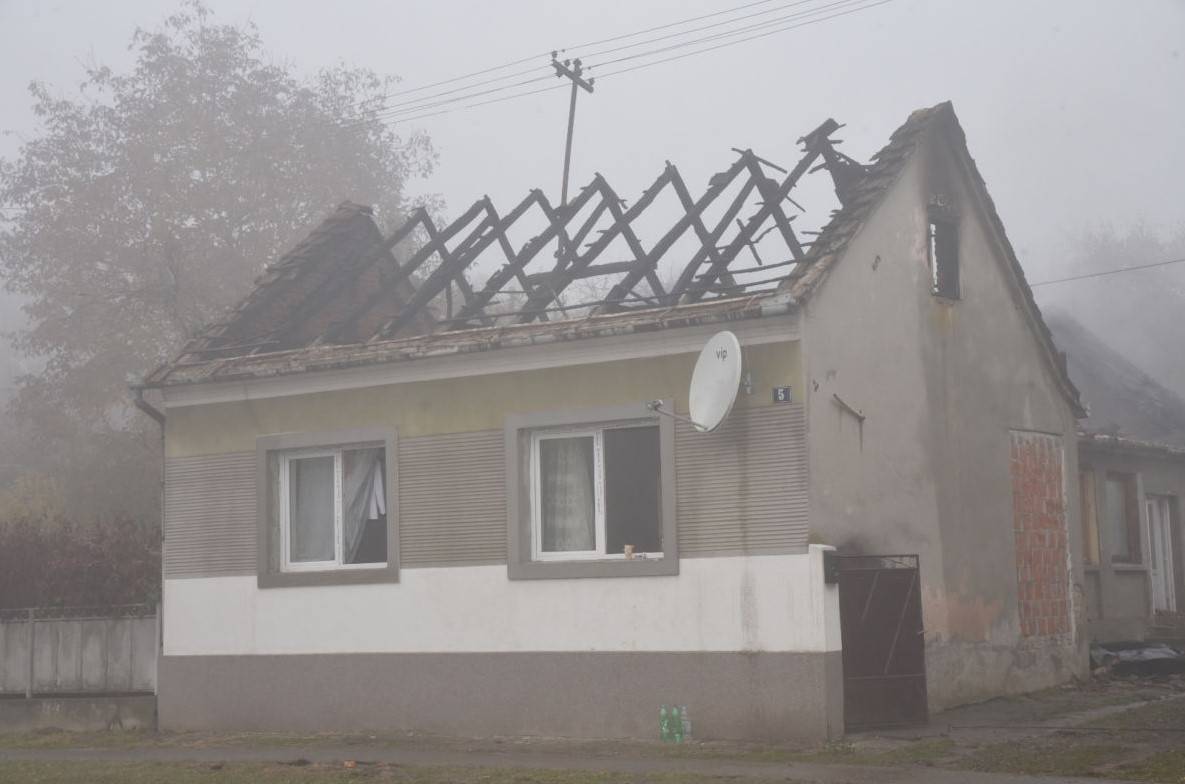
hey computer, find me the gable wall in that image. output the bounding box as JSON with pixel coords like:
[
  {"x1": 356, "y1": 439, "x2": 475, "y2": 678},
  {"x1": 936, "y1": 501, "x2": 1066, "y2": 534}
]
[{"x1": 802, "y1": 124, "x2": 1086, "y2": 710}]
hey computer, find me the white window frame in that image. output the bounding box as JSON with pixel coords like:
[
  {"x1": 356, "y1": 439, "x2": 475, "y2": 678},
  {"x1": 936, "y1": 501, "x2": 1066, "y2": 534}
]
[
  {"x1": 528, "y1": 424, "x2": 662, "y2": 563},
  {"x1": 278, "y1": 446, "x2": 386, "y2": 573}
]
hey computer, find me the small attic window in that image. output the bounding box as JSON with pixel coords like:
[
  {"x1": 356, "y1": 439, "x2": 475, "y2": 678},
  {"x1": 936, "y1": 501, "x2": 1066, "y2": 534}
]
[{"x1": 928, "y1": 210, "x2": 960, "y2": 299}]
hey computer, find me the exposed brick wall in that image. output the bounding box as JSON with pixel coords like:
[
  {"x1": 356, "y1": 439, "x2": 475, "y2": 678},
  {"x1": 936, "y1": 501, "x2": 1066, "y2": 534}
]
[{"x1": 1010, "y1": 431, "x2": 1071, "y2": 638}]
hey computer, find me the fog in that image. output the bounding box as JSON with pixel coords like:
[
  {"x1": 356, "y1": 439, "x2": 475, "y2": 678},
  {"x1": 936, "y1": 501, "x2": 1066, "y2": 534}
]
[{"x1": 2, "y1": 0, "x2": 1183, "y2": 393}]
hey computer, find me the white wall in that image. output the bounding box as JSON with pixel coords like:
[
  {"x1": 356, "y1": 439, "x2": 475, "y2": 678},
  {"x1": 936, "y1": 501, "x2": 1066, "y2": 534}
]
[{"x1": 164, "y1": 548, "x2": 839, "y2": 656}]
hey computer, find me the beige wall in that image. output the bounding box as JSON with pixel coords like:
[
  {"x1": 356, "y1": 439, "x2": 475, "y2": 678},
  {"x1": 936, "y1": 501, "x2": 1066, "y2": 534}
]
[
  {"x1": 165, "y1": 342, "x2": 802, "y2": 458},
  {"x1": 801, "y1": 121, "x2": 1086, "y2": 710},
  {"x1": 162, "y1": 339, "x2": 810, "y2": 578}
]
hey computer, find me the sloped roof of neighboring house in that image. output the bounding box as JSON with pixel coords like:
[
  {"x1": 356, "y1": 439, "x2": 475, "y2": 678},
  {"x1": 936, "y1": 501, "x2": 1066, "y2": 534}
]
[
  {"x1": 1046, "y1": 311, "x2": 1185, "y2": 448},
  {"x1": 141, "y1": 102, "x2": 1080, "y2": 416}
]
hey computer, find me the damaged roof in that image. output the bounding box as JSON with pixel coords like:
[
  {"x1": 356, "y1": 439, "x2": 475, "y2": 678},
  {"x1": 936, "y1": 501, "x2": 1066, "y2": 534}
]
[
  {"x1": 143, "y1": 102, "x2": 1081, "y2": 415},
  {"x1": 1047, "y1": 311, "x2": 1185, "y2": 448}
]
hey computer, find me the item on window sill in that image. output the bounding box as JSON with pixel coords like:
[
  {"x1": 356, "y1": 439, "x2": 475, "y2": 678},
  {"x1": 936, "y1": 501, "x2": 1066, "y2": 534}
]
[{"x1": 624, "y1": 544, "x2": 635, "y2": 560}]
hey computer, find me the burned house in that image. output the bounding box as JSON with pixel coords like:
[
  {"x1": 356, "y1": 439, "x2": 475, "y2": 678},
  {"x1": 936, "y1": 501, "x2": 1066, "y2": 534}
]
[{"x1": 137, "y1": 102, "x2": 1089, "y2": 741}]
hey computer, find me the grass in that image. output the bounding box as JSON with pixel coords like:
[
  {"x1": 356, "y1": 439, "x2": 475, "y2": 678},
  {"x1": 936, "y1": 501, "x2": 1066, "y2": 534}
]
[
  {"x1": 951, "y1": 695, "x2": 1185, "y2": 782},
  {"x1": 1113, "y1": 749, "x2": 1185, "y2": 783},
  {"x1": 0, "y1": 761, "x2": 787, "y2": 784},
  {"x1": 958, "y1": 739, "x2": 1132, "y2": 778}
]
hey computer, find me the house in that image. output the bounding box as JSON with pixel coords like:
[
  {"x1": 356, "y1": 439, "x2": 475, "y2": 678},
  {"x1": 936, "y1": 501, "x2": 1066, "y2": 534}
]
[
  {"x1": 136, "y1": 102, "x2": 1089, "y2": 742},
  {"x1": 1047, "y1": 313, "x2": 1185, "y2": 641}
]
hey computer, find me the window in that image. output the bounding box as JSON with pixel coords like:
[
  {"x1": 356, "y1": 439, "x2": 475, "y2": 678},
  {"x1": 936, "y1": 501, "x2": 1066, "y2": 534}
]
[
  {"x1": 1104, "y1": 472, "x2": 1140, "y2": 564},
  {"x1": 928, "y1": 214, "x2": 960, "y2": 299},
  {"x1": 280, "y1": 446, "x2": 387, "y2": 570},
  {"x1": 1079, "y1": 469, "x2": 1100, "y2": 566},
  {"x1": 506, "y1": 403, "x2": 677, "y2": 580},
  {"x1": 257, "y1": 429, "x2": 397, "y2": 588},
  {"x1": 530, "y1": 425, "x2": 662, "y2": 561}
]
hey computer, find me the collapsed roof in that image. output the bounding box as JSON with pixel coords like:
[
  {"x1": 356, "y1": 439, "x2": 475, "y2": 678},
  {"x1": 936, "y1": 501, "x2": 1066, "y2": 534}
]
[{"x1": 142, "y1": 102, "x2": 1080, "y2": 417}]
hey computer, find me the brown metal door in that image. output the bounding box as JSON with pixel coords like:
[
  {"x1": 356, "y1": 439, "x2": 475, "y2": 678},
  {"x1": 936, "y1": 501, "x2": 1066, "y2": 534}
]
[{"x1": 836, "y1": 554, "x2": 928, "y2": 730}]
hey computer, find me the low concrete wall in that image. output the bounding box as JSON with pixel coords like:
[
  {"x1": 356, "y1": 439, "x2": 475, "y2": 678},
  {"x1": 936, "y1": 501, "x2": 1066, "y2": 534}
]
[
  {"x1": 0, "y1": 609, "x2": 157, "y2": 696},
  {"x1": 160, "y1": 650, "x2": 843, "y2": 742},
  {"x1": 0, "y1": 695, "x2": 155, "y2": 732}
]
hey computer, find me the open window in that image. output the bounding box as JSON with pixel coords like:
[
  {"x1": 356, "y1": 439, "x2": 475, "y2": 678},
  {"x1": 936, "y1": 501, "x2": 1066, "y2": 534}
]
[
  {"x1": 257, "y1": 429, "x2": 397, "y2": 587},
  {"x1": 280, "y1": 446, "x2": 388, "y2": 570},
  {"x1": 531, "y1": 425, "x2": 662, "y2": 562},
  {"x1": 507, "y1": 403, "x2": 676, "y2": 579}
]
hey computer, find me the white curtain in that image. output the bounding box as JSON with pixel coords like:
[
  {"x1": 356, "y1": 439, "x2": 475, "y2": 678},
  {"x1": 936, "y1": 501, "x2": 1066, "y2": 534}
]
[
  {"x1": 289, "y1": 456, "x2": 335, "y2": 562},
  {"x1": 540, "y1": 436, "x2": 595, "y2": 552},
  {"x1": 343, "y1": 447, "x2": 385, "y2": 563}
]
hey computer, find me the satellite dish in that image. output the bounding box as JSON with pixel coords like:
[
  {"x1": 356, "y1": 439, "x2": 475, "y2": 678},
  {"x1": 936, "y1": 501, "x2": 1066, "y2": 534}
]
[{"x1": 688, "y1": 331, "x2": 742, "y2": 433}]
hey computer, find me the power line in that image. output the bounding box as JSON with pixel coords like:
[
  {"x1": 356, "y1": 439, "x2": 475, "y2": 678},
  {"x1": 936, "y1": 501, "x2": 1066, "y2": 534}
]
[
  {"x1": 1029, "y1": 257, "x2": 1185, "y2": 288},
  {"x1": 588, "y1": 0, "x2": 878, "y2": 74},
  {"x1": 348, "y1": 0, "x2": 848, "y2": 126},
  {"x1": 376, "y1": 0, "x2": 892, "y2": 127},
  {"x1": 581, "y1": 0, "x2": 858, "y2": 67},
  {"x1": 341, "y1": 0, "x2": 788, "y2": 112},
  {"x1": 354, "y1": 0, "x2": 888, "y2": 128}
]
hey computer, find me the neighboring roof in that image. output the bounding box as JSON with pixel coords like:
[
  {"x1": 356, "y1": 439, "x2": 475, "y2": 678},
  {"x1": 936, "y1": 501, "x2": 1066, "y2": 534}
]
[
  {"x1": 1047, "y1": 311, "x2": 1185, "y2": 448},
  {"x1": 1079, "y1": 432, "x2": 1185, "y2": 462},
  {"x1": 143, "y1": 102, "x2": 1082, "y2": 413}
]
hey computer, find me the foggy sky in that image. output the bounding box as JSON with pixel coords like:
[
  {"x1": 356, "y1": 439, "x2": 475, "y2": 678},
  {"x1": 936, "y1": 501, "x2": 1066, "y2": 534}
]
[{"x1": 1, "y1": 0, "x2": 1183, "y2": 353}]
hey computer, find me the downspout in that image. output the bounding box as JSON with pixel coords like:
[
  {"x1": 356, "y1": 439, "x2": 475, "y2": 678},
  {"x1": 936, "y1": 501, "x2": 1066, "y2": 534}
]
[{"x1": 131, "y1": 385, "x2": 165, "y2": 705}]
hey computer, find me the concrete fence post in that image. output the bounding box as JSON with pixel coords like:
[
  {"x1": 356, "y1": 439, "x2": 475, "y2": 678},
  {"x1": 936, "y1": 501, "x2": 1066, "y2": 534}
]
[
  {"x1": 25, "y1": 608, "x2": 34, "y2": 700},
  {"x1": 154, "y1": 601, "x2": 161, "y2": 696}
]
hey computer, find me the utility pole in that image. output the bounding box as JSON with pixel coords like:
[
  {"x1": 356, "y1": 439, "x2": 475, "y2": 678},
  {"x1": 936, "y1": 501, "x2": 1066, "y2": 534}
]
[{"x1": 551, "y1": 53, "x2": 594, "y2": 271}]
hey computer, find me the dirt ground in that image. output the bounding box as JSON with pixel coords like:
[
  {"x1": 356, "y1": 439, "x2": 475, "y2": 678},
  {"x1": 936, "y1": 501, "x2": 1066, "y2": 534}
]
[
  {"x1": 2, "y1": 673, "x2": 1185, "y2": 783},
  {"x1": 845, "y1": 672, "x2": 1185, "y2": 780}
]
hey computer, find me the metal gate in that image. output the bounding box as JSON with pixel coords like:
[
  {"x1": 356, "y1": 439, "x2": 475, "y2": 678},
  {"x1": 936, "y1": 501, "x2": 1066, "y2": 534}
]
[{"x1": 835, "y1": 554, "x2": 928, "y2": 730}]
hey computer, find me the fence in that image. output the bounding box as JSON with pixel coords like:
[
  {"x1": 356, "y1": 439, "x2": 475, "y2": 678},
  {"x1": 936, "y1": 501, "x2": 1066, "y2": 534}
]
[{"x1": 0, "y1": 604, "x2": 157, "y2": 697}]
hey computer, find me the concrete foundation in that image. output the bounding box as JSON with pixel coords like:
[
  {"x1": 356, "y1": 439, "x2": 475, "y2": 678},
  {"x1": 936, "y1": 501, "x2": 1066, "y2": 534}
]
[{"x1": 160, "y1": 650, "x2": 843, "y2": 742}]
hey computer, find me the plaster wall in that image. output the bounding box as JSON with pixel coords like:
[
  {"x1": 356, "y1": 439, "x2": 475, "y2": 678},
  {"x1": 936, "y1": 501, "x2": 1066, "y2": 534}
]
[
  {"x1": 1079, "y1": 447, "x2": 1185, "y2": 642},
  {"x1": 801, "y1": 125, "x2": 1086, "y2": 710},
  {"x1": 163, "y1": 550, "x2": 841, "y2": 656},
  {"x1": 164, "y1": 334, "x2": 801, "y2": 458}
]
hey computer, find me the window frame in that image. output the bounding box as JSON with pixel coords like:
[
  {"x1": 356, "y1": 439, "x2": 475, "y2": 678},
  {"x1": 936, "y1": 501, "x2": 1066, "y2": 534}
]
[
  {"x1": 1079, "y1": 467, "x2": 1101, "y2": 567},
  {"x1": 506, "y1": 402, "x2": 678, "y2": 580},
  {"x1": 528, "y1": 424, "x2": 666, "y2": 563},
  {"x1": 927, "y1": 203, "x2": 961, "y2": 300},
  {"x1": 1104, "y1": 471, "x2": 1142, "y2": 566},
  {"x1": 256, "y1": 428, "x2": 398, "y2": 589},
  {"x1": 277, "y1": 446, "x2": 388, "y2": 573}
]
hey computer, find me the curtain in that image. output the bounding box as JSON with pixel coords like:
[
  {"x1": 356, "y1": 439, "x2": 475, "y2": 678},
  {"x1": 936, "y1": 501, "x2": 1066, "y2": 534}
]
[
  {"x1": 343, "y1": 447, "x2": 385, "y2": 563},
  {"x1": 289, "y1": 456, "x2": 335, "y2": 562},
  {"x1": 539, "y1": 436, "x2": 595, "y2": 552}
]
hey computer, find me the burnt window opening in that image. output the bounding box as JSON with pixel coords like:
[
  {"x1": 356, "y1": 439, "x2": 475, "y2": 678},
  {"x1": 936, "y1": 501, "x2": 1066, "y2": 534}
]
[{"x1": 928, "y1": 216, "x2": 960, "y2": 299}]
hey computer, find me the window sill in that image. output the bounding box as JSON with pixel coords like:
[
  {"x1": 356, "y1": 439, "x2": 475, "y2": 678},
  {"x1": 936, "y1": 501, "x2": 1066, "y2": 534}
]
[
  {"x1": 1111, "y1": 562, "x2": 1147, "y2": 573},
  {"x1": 509, "y1": 557, "x2": 678, "y2": 580},
  {"x1": 258, "y1": 565, "x2": 399, "y2": 588}
]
